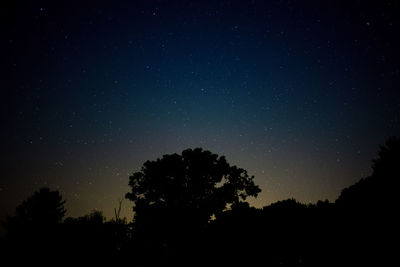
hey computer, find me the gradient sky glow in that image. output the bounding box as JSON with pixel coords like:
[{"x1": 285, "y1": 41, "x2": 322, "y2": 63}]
[{"x1": 2, "y1": 1, "x2": 400, "y2": 221}]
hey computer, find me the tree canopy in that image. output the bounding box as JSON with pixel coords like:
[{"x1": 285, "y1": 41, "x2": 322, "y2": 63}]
[
  {"x1": 4, "y1": 187, "x2": 66, "y2": 229},
  {"x1": 2, "y1": 139, "x2": 399, "y2": 265},
  {"x1": 126, "y1": 148, "x2": 261, "y2": 228},
  {"x1": 336, "y1": 136, "x2": 400, "y2": 209}
]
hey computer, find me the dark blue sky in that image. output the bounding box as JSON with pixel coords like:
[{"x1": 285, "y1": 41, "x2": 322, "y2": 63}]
[{"x1": 2, "y1": 1, "x2": 400, "y2": 220}]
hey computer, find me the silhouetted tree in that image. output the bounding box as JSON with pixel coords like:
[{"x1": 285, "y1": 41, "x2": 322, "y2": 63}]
[
  {"x1": 125, "y1": 148, "x2": 261, "y2": 264},
  {"x1": 336, "y1": 136, "x2": 400, "y2": 209},
  {"x1": 2, "y1": 188, "x2": 66, "y2": 260},
  {"x1": 333, "y1": 137, "x2": 400, "y2": 266},
  {"x1": 2, "y1": 138, "x2": 397, "y2": 266},
  {"x1": 4, "y1": 187, "x2": 65, "y2": 232}
]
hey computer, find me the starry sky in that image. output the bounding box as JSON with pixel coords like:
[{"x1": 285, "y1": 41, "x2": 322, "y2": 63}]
[{"x1": 2, "y1": 1, "x2": 400, "y2": 221}]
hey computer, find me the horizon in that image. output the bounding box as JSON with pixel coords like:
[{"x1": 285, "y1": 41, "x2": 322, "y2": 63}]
[{"x1": 2, "y1": 2, "x2": 400, "y2": 222}]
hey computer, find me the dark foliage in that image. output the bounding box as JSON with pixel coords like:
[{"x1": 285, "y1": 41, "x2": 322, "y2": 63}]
[
  {"x1": 1, "y1": 138, "x2": 398, "y2": 265},
  {"x1": 61, "y1": 211, "x2": 131, "y2": 260},
  {"x1": 332, "y1": 136, "x2": 400, "y2": 266},
  {"x1": 4, "y1": 187, "x2": 66, "y2": 227},
  {"x1": 125, "y1": 148, "x2": 261, "y2": 264},
  {"x1": 336, "y1": 137, "x2": 400, "y2": 210},
  {"x1": 2, "y1": 188, "x2": 66, "y2": 261}
]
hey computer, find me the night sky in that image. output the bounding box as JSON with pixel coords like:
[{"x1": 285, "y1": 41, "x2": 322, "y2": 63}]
[{"x1": 2, "y1": 1, "x2": 400, "y2": 221}]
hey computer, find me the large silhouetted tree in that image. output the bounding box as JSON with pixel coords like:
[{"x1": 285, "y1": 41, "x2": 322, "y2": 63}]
[
  {"x1": 125, "y1": 148, "x2": 260, "y2": 263},
  {"x1": 126, "y1": 148, "x2": 260, "y2": 223}
]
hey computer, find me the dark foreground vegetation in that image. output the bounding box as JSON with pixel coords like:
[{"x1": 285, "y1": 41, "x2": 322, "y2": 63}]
[{"x1": 1, "y1": 137, "x2": 399, "y2": 266}]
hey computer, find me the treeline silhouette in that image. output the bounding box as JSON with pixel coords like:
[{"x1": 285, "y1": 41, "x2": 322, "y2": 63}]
[{"x1": 1, "y1": 137, "x2": 398, "y2": 266}]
